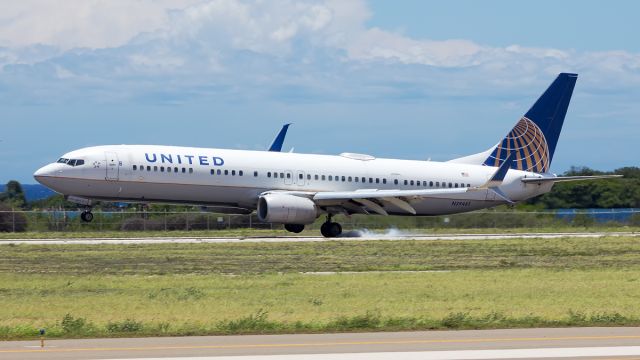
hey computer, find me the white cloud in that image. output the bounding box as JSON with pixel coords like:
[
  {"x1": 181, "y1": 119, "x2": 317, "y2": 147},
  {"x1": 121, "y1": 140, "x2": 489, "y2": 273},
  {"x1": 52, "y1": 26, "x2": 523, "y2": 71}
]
[
  {"x1": 0, "y1": 0, "x2": 200, "y2": 50},
  {"x1": 0, "y1": 0, "x2": 639, "y2": 103}
]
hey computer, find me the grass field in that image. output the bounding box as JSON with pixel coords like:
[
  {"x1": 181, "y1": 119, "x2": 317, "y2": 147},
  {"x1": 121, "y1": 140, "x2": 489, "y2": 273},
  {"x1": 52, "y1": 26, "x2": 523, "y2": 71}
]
[
  {"x1": 1, "y1": 236, "x2": 640, "y2": 339},
  {"x1": 0, "y1": 226, "x2": 638, "y2": 239}
]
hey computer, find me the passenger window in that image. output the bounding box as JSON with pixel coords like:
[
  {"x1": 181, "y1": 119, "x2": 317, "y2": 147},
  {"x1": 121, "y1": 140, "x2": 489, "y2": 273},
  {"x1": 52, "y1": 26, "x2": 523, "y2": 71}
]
[
  {"x1": 369, "y1": 178, "x2": 373, "y2": 183},
  {"x1": 355, "y1": 177, "x2": 359, "y2": 182},
  {"x1": 281, "y1": 173, "x2": 285, "y2": 178},
  {"x1": 174, "y1": 167, "x2": 178, "y2": 173},
  {"x1": 239, "y1": 170, "x2": 243, "y2": 176},
  {"x1": 348, "y1": 176, "x2": 352, "y2": 182},
  {"x1": 189, "y1": 168, "x2": 193, "y2": 173},
  {"x1": 328, "y1": 175, "x2": 333, "y2": 181},
  {"x1": 376, "y1": 178, "x2": 380, "y2": 184},
  {"x1": 341, "y1": 176, "x2": 345, "y2": 182},
  {"x1": 210, "y1": 169, "x2": 215, "y2": 175},
  {"x1": 147, "y1": 166, "x2": 151, "y2": 171},
  {"x1": 436, "y1": 181, "x2": 440, "y2": 187},
  {"x1": 394, "y1": 179, "x2": 398, "y2": 185},
  {"x1": 161, "y1": 166, "x2": 166, "y2": 172},
  {"x1": 315, "y1": 175, "x2": 319, "y2": 180},
  {"x1": 267, "y1": 172, "x2": 271, "y2": 178},
  {"x1": 154, "y1": 166, "x2": 158, "y2": 171},
  {"x1": 182, "y1": 168, "x2": 186, "y2": 173},
  {"x1": 455, "y1": 183, "x2": 459, "y2": 188},
  {"x1": 274, "y1": 173, "x2": 278, "y2": 178},
  {"x1": 410, "y1": 180, "x2": 414, "y2": 185},
  {"x1": 254, "y1": 171, "x2": 258, "y2": 177},
  {"x1": 430, "y1": 181, "x2": 434, "y2": 187},
  {"x1": 361, "y1": 177, "x2": 366, "y2": 183},
  {"x1": 232, "y1": 170, "x2": 236, "y2": 176},
  {"x1": 467, "y1": 183, "x2": 471, "y2": 187},
  {"x1": 383, "y1": 179, "x2": 387, "y2": 184},
  {"x1": 286, "y1": 173, "x2": 291, "y2": 179},
  {"x1": 307, "y1": 174, "x2": 311, "y2": 180},
  {"x1": 322, "y1": 175, "x2": 326, "y2": 181},
  {"x1": 299, "y1": 174, "x2": 303, "y2": 180},
  {"x1": 217, "y1": 169, "x2": 221, "y2": 175},
  {"x1": 404, "y1": 180, "x2": 408, "y2": 185},
  {"x1": 224, "y1": 170, "x2": 229, "y2": 175},
  {"x1": 133, "y1": 165, "x2": 137, "y2": 170},
  {"x1": 448, "y1": 182, "x2": 452, "y2": 188}
]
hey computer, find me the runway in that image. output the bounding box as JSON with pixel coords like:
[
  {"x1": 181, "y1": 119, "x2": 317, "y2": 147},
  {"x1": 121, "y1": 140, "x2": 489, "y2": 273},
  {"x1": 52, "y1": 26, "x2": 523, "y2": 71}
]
[
  {"x1": 0, "y1": 231, "x2": 638, "y2": 245},
  {"x1": 2, "y1": 327, "x2": 640, "y2": 359}
]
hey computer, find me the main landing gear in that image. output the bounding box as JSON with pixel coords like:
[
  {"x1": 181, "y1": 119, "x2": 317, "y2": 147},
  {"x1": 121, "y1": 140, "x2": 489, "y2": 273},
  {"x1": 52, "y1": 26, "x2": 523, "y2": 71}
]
[
  {"x1": 320, "y1": 215, "x2": 342, "y2": 238},
  {"x1": 284, "y1": 223, "x2": 305, "y2": 233},
  {"x1": 80, "y1": 208, "x2": 94, "y2": 222}
]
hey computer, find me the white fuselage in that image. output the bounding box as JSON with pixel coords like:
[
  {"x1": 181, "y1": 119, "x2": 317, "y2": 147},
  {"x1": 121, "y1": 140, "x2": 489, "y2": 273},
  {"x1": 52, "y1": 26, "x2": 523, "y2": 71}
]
[{"x1": 34, "y1": 145, "x2": 552, "y2": 216}]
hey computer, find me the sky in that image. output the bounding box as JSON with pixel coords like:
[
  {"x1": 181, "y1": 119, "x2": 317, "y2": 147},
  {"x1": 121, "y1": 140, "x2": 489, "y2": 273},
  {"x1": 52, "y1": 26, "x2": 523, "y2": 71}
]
[{"x1": 1, "y1": 0, "x2": 638, "y2": 183}]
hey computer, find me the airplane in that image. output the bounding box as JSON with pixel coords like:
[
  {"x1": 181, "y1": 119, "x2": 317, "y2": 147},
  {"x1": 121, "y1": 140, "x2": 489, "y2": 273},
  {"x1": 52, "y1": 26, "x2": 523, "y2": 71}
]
[{"x1": 34, "y1": 73, "x2": 620, "y2": 237}]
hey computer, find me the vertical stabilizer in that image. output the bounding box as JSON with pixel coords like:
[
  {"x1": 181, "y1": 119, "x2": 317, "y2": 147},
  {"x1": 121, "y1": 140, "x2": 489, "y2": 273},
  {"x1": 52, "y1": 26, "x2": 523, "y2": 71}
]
[{"x1": 483, "y1": 73, "x2": 577, "y2": 173}]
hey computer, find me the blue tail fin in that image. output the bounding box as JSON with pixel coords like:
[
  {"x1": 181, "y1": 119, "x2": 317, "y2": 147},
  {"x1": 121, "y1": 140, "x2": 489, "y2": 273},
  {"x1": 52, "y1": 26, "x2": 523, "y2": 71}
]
[
  {"x1": 483, "y1": 73, "x2": 578, "y2": 173},
  {"x1": 268, "y1": 123, "x2": 291, "y2": 152}
]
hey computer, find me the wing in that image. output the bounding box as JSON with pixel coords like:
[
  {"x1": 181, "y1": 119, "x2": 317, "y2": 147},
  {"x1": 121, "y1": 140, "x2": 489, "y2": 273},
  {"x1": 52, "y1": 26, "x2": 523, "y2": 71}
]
[{"x1": 311, "y1": 188, "x2": 473, "y2": 215}]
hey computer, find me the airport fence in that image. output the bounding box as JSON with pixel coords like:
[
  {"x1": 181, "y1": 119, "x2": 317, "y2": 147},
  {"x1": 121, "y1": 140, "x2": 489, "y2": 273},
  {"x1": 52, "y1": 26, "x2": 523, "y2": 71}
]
[{"x1": 1, "y1": 208, "x2": 640, "y2": 233}]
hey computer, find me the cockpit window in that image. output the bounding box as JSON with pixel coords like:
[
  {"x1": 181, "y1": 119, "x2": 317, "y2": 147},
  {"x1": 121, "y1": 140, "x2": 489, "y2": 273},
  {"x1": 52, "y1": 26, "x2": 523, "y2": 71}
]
[{"x1": 57, "y1": 158, "x2": 85, "y2": 167}]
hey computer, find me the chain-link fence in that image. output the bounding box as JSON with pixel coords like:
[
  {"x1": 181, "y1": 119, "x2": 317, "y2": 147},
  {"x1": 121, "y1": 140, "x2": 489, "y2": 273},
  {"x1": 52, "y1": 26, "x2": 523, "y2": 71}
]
[{"x1": 1, "y1": 208, "x2": 639, "y2": 233}]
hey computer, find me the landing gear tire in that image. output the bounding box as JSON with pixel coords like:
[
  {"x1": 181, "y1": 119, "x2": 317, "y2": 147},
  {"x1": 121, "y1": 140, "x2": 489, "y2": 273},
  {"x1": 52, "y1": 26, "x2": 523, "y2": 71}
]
[
  {"x1": 284, "y1": 224, "x2": 305, "y2": 233},
  {"x1": 80, "y1": 211, "x2": 94, "y2": 223},
  {"x1": 320, "y1": 221, "x2": 342, "y2": 238}
]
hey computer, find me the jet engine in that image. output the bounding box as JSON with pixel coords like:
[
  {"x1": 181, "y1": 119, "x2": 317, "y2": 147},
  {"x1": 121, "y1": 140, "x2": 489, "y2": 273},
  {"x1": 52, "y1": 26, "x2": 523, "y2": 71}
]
[{"x1": 257, "y1": 194, "x2": 318, "y2": 224}]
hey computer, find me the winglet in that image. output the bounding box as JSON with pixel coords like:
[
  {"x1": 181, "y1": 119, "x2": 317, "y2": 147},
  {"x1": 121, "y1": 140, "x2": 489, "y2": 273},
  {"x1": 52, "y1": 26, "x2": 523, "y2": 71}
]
[
  {"x1": 481, "y1": 150, "x2": 515, "y2": 188},
  {"x1": 268, "y1": 123, "x2": 291, "y2": 152}
]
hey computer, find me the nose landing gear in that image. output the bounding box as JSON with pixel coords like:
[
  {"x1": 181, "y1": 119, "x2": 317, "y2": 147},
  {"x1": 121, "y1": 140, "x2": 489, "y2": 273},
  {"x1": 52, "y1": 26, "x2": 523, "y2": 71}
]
[{"x1": 320, "y1": 215, "x2": 342, "y2": 238}]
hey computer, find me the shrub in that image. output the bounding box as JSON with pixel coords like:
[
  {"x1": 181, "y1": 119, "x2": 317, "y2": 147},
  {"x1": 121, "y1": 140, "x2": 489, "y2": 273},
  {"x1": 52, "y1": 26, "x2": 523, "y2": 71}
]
[
  {"x1": 106, "y1": 319, "x2": 143, "y2": 333},
  {"x1": 120, "y1": 217, "x2": 163, "y2": 231},
  {"x1": 61, "y1": 314, "x2": 90, "y2": 334},
  {"x1": 0, "y1": 204, "x2": 27, "y2": 232}
]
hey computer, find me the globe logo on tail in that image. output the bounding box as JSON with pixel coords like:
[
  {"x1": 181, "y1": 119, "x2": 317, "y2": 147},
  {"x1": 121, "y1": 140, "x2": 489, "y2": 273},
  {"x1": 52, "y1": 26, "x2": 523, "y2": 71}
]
[{"x1": 486, "y1": 117, "x2": 550, "y2": 173}]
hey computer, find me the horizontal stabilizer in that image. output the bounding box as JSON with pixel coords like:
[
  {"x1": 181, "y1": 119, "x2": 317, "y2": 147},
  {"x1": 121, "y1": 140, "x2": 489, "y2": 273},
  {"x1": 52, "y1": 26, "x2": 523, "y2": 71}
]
[{"x1": 521, "y1": 175, "x2": 622, "y2": 184}]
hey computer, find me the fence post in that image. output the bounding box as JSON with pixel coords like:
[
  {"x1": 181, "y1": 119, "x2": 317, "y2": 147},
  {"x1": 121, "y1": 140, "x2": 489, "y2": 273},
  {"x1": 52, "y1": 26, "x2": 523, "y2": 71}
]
[
  {"x1": 228, "y1": 215, "x2": 231, "y2": 229},
  {"x1": 11, "y1": 207, "x2": 15, "y2": 233},
  {"x1": 249, "y1": 215, "x2": 252, "y2": 229}
]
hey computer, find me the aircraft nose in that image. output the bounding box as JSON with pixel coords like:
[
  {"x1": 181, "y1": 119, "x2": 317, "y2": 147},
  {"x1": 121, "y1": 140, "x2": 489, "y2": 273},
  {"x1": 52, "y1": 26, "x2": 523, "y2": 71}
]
[{"x1": 33, "y1": 164, "x2": 59, "y2": 183}]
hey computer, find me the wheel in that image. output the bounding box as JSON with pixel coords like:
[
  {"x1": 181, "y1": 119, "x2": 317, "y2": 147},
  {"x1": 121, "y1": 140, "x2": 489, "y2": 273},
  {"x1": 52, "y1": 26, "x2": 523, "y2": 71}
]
[
  {"x1": 321, "y1": 222, "x2": 342, "y2": 238},
  {"x1": 81, "y1": 211, "x2": 94, "y2": 222},
  {"x1": 284, "y1": 224, "x2": 305, "y2": 233},
  {"x1": 329, "y1": 222, "x2": 342, "y2": 237},
  {"x1": 320, "y1": 222, "x2": 332, "y2": 237}
]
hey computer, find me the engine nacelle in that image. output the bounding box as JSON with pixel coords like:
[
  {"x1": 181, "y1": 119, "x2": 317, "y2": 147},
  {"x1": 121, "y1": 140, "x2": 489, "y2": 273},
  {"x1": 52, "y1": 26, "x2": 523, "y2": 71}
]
[{"x1": 257, "y1": 194, "x2": 319, "y2": 224}]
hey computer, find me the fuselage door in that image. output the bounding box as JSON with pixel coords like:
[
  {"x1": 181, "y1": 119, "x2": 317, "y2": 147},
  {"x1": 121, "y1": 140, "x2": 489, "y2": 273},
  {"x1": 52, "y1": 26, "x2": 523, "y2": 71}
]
[
  {"x1": 284, "y1": 171, "x2": 294, "y2": 185},
  {"x1": 296, "y1": 171, "x2": 306, "y2": 186},
  {"x1": 105, "y1": 151, "x2": 120, "y2": 181}
]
